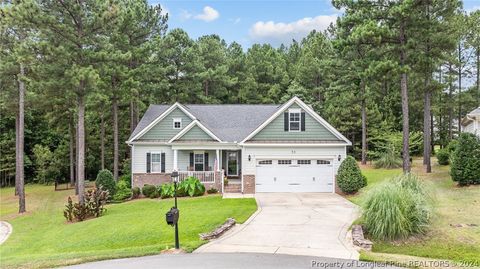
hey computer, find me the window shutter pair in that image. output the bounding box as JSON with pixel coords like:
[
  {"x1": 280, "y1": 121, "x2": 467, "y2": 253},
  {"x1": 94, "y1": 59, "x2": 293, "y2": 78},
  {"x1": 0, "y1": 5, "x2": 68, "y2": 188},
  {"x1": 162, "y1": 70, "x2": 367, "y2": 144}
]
[
  {"x1": 284, "y1": 111, "x2": 306, "y2": 131},
  {"x1": 189, "y1": 152, "x2": 208, "y2": 171},
  {"x1": 146, "y1": 152, "x2": 165, "y2": 173}
]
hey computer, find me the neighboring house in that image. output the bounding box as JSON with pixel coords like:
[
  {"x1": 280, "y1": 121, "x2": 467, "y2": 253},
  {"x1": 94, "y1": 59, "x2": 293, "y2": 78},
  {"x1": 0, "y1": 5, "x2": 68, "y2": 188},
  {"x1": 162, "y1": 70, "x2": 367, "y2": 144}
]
[
  {"x1": 127, "y1": 97, "x2": 351, "y2": 194},
  {"x1": 461, "y1": 107, "x2": 480, "y2": 137}
]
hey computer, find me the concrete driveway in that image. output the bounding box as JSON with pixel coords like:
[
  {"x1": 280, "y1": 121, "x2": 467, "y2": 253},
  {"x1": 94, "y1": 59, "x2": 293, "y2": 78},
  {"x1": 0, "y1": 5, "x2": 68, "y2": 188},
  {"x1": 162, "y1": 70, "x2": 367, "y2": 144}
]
[{"x1": 195, "y1": 193, "x2": 360, "y2": 259}]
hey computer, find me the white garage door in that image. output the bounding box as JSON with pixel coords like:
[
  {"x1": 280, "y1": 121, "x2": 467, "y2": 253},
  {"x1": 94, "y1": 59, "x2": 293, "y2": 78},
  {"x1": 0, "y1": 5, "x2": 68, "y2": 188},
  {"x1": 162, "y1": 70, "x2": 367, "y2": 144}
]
[{"x1": 255, "y1": 159, "x2": 334, "y2": 193}]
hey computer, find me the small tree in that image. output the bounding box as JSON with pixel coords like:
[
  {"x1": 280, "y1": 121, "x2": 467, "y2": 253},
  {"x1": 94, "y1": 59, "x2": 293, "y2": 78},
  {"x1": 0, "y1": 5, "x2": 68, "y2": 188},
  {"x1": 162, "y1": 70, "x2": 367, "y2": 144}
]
[
  {"x1": 95, "y1": 169, "x2": 116, "y2": 197},
  {"x1": 337, "y1": 156, "x2": 367, "y2": 194},
  {"x1": 450, "y1": 133, "x2": 480, "y2": 185}
]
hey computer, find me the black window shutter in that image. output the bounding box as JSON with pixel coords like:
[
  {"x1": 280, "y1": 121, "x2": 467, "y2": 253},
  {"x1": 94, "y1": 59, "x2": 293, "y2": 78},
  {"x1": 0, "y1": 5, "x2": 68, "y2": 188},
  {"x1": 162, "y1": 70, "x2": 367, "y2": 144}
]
[
  {"x1": 146, "y1": 153, "x2": 151, "y2": 173},
  {"x1": 161, "y1": 153, "x2": 165, "y2": 173},
  {"x1": 301, "y1": 112, "x2": 306, "y2": 131},
  {"x1": 189, "y1": 152, "x2": 194, "y2": 168},
  {"x1": 284, "y1": 112, "x2": 289, "y2": 131},
  {"x1": 204, "y1": 153, "x2": 209, "y2": 171}
]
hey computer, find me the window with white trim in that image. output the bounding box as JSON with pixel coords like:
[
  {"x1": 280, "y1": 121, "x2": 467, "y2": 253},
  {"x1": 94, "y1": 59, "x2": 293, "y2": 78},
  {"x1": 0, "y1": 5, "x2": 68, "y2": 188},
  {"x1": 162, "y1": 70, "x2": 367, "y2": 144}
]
[
  {"x1": 278, "y1": 160, "x2": 292, "y2": 165},
  {"x1": 151, "y1": 153, "x2": 162, "y2": 172},
  {"x1": 289, "y1": 109, "x2": 300, "y2": 131},
  {"x1": 258, "y1": 160, "x2": 272, "y2": 165},
  {"x1": 317, "y1": 160, "x2": 331, "y2": 165},
  {"x1": 297, "y1": 160, "x2": 311, "y2": 165},
  {"x1": 194, "y1": 153, "x2": 204, "y2": 171},
  {"x1": 173, "y1": 118, "x2": 182, "y2": 129}
]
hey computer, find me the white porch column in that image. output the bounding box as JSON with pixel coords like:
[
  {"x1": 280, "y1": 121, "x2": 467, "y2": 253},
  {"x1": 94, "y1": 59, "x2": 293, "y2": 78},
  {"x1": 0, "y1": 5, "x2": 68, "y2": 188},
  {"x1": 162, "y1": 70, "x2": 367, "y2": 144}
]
[
  {"x1": 173, "y1": 149, "x2": 178, "y2": 171},
  {"x1": 216, "y1": 149, "x2": 220, "y2": 171}
]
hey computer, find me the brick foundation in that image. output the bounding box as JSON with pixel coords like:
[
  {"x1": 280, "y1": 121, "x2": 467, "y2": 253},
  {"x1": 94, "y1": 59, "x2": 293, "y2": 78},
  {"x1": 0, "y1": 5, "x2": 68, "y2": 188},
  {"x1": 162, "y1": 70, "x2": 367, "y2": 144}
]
[
  {"x1": 132, "y1": 173, "x2": 171, "y2": 188},
  {"x1": 243, "y1": 174, "x2": 255, "y2": 194}
]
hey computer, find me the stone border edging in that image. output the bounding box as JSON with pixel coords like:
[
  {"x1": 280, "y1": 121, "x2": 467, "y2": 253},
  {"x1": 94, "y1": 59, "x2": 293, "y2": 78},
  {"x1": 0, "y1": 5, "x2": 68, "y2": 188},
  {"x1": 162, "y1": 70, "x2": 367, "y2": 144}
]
[
  {"x1": 0, "y1": 221, "x2": 12, "y2": 245},
  {"x1": 352, "y1": 224, "x2": 373, "y2": 251},
  {"x1": 200, "y1": 218, "x2": 236, "y2": 240}
]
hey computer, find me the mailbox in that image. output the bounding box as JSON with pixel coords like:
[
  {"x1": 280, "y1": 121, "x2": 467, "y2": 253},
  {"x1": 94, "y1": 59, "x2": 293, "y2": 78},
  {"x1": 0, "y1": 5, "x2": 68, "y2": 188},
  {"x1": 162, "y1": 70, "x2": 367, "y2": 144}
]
[{"x1": 166, "y1": 207, "x2": 179, "y2": 226}]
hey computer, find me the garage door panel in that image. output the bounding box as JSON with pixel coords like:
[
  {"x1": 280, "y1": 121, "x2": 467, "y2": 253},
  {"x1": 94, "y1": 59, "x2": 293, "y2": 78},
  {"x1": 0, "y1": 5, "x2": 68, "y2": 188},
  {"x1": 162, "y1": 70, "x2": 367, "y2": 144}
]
[{"x1": 256, "y1": 160, "x2": 333, "y2": 193}]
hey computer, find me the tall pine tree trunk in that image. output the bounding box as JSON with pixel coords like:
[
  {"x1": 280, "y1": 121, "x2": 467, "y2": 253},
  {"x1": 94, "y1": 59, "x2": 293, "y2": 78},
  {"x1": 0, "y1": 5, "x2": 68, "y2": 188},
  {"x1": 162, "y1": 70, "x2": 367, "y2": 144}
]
[
  {"x1": 361, "y1": 81, "x2": 367, "y2": 165},
  {"x1": 458, "y1": 42, "x2": 462, "y2": 133},
  {"x1": 17, "y1": 63, "x2": 26, "y2": 213},
  {"x1": 15, "y1": 113, "x2": 19, "y2": 196},
  {"x1": 423, "y1": 77, "x2": 432, "y2": 173},
  {"x1": 69, "y1": 122, "x2": 75, "y2": 186},
  {"x1": 400, "y1": 21, "x2": 410, "y2": 173},
  {"x1": 448, "y1": 64, "x2": 453, "y2": 140},
  {"x1": 77, "y1": 85, "x2": 86, "y2": 204},
  {"x1": 100, "y1": 111, "x2": 105, "y2": 170},
  {"x1": 112, "y1": 93, "x2": 119, "y2": 181}
]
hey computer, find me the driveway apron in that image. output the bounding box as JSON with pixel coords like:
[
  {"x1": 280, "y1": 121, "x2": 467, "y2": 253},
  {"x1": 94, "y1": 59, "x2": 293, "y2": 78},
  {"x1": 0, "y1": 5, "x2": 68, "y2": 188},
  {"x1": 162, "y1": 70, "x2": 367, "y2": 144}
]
[{"x1": 196, "y1": 193, "x2": 359, "y2": 259}]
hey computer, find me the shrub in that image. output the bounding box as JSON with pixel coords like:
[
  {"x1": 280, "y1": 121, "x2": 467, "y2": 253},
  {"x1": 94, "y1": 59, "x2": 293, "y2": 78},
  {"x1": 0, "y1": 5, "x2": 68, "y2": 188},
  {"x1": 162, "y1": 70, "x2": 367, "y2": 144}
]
[
  {"x1": 95, "y1": 169, "x2": 116, "y2": 197},
  {"x1": 362, "y1": 174, "x2": 431, "y2": 240},
  {"x1": 132, "y1": 187, "x2": 141, "y2": 199},
  {"x1": 374, "y1": 144, "x2": 402, "y2": 169},
  {"x1": 436, "y1": 148, "x2": 450, "y2": 165},
  {"x1": 450, "y1": 133, "x2": 480, "y2": 186},
  {"x1": 118, "y1": 174, "x2": 131, "y2": 189},
  {"x1": 113, "y1": 181, "x2": 132, "y2": 201},
  {"x1": 159, "y1": 183, "x2": 175, "y2": 199},
  {"x1": 63, "y1": 187, "x2": 109, "y2": 222},
  {"x1": 207, "y1": 188, "x2": 218, "y2": 194},
  {"x1": 142, "y1": 184, "x2": 156, "y2": 197},
  {"x1": 337, "y1": 156, "x2": 367, "y2": 194},
  {"x1": 182, "y1": 177, "x2": 205, "y2": 196}
]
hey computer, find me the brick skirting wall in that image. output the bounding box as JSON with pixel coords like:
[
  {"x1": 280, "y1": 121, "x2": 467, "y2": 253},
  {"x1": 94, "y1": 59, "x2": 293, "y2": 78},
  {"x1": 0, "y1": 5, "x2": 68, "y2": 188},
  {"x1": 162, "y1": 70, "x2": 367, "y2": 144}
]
[
  {"x1": 132, "y1": 173, "x2": 171, "y2": 188},
  {"x1": 243, "y1": 174, "x2": 255, "y2": 194}
]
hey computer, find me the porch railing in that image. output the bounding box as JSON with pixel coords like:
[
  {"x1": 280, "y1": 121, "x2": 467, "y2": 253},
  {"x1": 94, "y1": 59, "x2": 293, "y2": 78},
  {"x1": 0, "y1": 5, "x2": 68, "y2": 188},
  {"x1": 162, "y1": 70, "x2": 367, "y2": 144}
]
[{"x1": 178, "y1": 171, "x2": 215, "y2": 183}]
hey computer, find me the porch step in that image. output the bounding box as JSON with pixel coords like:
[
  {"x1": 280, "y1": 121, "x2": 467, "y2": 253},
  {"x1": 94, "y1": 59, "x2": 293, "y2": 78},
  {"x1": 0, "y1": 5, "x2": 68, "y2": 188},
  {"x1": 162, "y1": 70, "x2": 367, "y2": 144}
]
[{"x1": 224, "y1": 184, "x2": 241, "y2": 193}]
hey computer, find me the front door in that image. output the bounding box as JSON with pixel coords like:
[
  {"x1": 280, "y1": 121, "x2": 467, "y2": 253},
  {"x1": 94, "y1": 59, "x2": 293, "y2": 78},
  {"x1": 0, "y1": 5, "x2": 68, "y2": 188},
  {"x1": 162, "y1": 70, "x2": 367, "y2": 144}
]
[{"x1": 227, "y1": 151, "x2": 238, "y2": 176}]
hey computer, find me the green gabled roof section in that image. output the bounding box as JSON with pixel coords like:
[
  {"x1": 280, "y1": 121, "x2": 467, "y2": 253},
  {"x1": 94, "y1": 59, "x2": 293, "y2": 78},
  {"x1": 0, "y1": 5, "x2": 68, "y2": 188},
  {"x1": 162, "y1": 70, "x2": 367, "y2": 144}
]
[
  {"x1": 138, "y1": 107, "x2": 193, "y2": 141},
  {"x1": 176, "y1": 125, "x2": 216, "y2": 141},
  {"x1": 242, "y1": 97, "x2": 351, "y2": 144},
  {"x1": 169, "y1": 120, "x2": 222, "y2": 143},
  {"x1": 250, "y1": 103, "x2": 340, "y2": 141}
]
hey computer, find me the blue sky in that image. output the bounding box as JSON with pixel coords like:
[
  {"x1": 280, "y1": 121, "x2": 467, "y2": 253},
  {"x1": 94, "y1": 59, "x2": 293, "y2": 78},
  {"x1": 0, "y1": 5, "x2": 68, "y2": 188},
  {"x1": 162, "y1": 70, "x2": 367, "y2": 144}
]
[{"x1": 150, "y1": 0, "x2": 480, "y2": 49}]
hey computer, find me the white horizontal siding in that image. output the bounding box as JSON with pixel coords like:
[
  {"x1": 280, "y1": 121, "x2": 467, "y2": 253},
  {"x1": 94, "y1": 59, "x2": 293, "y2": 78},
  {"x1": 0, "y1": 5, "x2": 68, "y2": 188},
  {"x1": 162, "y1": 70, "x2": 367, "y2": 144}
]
[
  {"x1": 242, "y1": 146, "x2": 347, "y2": 176},
  {"x1": 132, "y1": 145, "x2": 173, "y2": 173}
]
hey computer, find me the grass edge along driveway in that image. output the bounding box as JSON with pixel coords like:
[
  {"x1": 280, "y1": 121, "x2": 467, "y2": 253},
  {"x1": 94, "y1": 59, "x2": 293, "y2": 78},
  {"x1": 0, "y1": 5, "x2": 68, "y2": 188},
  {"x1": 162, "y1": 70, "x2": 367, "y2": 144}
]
[{"x1": 0, "y1": 185, "x2": 257, "y2": 269}]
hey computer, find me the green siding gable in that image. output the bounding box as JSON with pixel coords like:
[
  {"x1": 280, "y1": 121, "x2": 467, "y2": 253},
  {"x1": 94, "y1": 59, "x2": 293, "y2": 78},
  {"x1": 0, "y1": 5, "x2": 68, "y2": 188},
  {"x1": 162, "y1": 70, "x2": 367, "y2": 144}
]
[
  {"x1": 177, "y1": 125, "x2": 215, "y2": 141},
  {"x1": 250, "y1": 103, "x2": 340, "y2": 141},
  {"x1": 139, "y1": 107, "x2": 193, "y2": 140}
]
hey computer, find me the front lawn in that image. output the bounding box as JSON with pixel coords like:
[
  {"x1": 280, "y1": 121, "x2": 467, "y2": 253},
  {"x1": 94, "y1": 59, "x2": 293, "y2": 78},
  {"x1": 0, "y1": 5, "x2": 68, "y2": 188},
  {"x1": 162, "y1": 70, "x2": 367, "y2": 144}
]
[
  {"x1": 0, "y1": 185, "x2": 257, "y2": 269},
  {"x1": 353, "y1": 159, "x2": 480, "y2": 265}
]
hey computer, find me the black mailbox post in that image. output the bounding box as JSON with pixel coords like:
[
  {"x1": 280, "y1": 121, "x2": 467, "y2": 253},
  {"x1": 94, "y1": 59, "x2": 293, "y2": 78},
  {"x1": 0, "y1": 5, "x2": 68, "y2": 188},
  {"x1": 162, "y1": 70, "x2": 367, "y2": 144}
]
[{"x1": 165, "y1": 171, "x2": 180, "y2": 249}]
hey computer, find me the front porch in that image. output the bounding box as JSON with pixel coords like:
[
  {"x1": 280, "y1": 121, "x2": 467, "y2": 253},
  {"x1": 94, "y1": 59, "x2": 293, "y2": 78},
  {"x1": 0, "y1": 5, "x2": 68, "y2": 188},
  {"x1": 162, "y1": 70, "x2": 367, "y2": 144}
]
[{"x1": 172, "y1": 147, "x2": 242, "y2": 193}]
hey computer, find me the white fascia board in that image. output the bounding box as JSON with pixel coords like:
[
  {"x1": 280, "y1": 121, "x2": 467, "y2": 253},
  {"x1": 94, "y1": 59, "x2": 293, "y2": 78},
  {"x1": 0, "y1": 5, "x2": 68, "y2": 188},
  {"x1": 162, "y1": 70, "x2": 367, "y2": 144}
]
[
  {"x1": 240, "y1": 96, "x2": 352, "y2": 145},
  {"x1": 171, "y1": 144, "x2": 240, "y2": 150},
  {"x1": 168, "y1": 120, "x2": 222, "y2": 143},
  {"x1": 239, "y1": 143, "x2": 349, "y2": 147},
  {"x1": 127, "y1": 141, "x2": 170, "y2": 145},
  {"x1": 127, "y1": 103, "x2": 196, "y2": 143}
]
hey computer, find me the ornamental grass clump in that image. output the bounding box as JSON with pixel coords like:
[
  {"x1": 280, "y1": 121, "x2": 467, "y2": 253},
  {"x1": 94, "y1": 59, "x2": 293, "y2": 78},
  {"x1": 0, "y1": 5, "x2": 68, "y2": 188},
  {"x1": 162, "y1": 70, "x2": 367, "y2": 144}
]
[
  {"x1": 362, "y1": 173, "x2": 431, "y2": 241},
  {"x1": 374, "y1": 144, "x2": 402, "y2": 169}
]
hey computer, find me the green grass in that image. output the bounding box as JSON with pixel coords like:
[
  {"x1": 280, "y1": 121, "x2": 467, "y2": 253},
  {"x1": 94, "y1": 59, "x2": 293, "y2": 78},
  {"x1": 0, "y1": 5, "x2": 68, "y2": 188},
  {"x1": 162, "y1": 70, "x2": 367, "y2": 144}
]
[
  {"x1": 0, "y1": 185, "x2": 257, "y2": 269},
  {"x1": 353, "y1": 159, "x2": 480, "y2": 266}
]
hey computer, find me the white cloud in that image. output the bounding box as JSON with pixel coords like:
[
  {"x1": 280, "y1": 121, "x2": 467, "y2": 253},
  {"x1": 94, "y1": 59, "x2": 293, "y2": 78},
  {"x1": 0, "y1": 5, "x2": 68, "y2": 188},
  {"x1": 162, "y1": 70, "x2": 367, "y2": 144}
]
[
  {"x1": 466, "y1": 5, "x2": 480, "y2": 13},
  {"x1": 180, "y1": 9, "x2": 192, "y2": 20},
  {"x1": 249, "y1": 15, "x2": 337, "y2": 46},
  {"x1": 194, "y1": 6, "x2": 219, "y2": 22}
]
